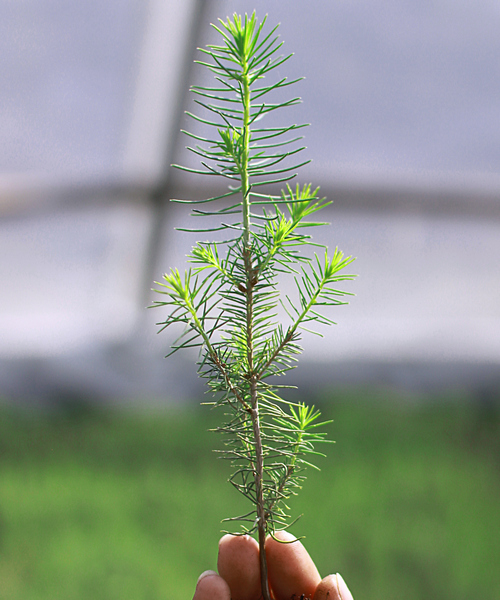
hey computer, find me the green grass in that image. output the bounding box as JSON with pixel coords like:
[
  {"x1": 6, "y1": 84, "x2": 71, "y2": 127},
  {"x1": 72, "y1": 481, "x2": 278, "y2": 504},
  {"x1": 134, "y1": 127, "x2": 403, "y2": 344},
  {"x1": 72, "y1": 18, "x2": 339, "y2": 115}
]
[{"x1": 0, "y1": 389, "x2": 499, "y2": 600}]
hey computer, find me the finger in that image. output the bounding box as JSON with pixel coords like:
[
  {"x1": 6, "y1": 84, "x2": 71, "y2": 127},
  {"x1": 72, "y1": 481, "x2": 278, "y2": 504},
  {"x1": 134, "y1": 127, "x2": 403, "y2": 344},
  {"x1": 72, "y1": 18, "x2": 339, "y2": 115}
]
[
  {"x1": 217, "y1": 534, "x2": 261, "y2": 600},
  {"x1": 192, "y1": 570, "x2": 231, "y2": 600},
  {"x1": 314, "y1": 574, "x2": 354, "y2": 600},
  {"x1": 265, "y1": 531, "x2": 321, "y2": 600}
]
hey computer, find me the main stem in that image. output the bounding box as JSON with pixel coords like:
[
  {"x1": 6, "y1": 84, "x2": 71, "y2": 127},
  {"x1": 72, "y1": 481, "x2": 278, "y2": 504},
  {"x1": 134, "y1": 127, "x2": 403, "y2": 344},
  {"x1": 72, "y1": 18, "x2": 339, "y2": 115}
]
[{"x1": 241, "y1": 69, "x2": 271, "y2": 600}]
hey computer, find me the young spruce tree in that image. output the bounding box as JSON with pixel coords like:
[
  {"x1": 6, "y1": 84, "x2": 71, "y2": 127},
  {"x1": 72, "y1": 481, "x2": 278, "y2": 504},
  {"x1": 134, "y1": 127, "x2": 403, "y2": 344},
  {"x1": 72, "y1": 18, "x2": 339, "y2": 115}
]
[{"x1": 152, "y1": 13, "x2": 355, "y2": 600}]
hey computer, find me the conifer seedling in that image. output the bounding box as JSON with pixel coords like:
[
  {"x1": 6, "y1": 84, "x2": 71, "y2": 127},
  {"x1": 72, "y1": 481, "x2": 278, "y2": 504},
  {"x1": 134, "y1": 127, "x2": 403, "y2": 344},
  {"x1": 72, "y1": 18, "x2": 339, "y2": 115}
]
[{"x1": 152, "y1": 12, "x2": 355, "y2": 600}]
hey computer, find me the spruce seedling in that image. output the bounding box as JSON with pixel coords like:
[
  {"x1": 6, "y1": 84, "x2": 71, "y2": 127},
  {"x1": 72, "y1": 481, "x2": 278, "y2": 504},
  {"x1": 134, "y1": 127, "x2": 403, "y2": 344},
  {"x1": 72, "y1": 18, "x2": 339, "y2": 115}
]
[{"x1": 152, "y1": 13, "x2": 355, "y2": 600}]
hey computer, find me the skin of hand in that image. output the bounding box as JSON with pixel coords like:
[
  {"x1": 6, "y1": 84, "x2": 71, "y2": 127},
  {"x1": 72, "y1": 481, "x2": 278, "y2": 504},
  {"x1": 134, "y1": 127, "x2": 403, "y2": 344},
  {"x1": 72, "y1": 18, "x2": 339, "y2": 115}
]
[{"x1": 192, "y1": 531, "x2": 354, "y2": 600}]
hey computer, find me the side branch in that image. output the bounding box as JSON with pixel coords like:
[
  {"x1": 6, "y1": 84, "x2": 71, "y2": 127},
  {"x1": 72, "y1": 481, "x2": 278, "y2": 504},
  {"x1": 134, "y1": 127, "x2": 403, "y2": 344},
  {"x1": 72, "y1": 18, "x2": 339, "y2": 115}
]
[{"x1": 208, "y1": 347, "x2": 252, "y2": 413}]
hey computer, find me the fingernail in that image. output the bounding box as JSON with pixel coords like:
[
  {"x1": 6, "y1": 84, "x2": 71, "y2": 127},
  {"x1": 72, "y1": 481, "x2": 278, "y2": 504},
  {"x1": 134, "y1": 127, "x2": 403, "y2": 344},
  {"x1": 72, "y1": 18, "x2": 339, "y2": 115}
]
[
  {"x1": 197, "y1": 570, "x2": 218, "y2": 583},
  {"x1": 335, "y1": 574, "x2": 354, "y2": 600}
]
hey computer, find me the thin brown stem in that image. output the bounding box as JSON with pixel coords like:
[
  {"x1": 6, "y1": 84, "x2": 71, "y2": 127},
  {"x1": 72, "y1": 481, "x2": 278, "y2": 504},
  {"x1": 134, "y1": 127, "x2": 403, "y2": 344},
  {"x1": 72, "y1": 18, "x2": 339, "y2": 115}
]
[
  {"x1": 244, "y1": 247, "x2": 271, "y2": 600},
  {"x1": 251, "y1": 397, "x2": 271, "y2": 600},
  {"x1": 240, "y1": 55, "x2": 271, "y2": 600}
]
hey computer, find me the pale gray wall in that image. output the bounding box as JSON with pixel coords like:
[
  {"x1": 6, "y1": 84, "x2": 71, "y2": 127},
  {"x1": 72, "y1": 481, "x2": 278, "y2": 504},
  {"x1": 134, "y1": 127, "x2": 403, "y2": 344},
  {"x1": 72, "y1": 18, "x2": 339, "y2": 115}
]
[{"x1": 1, "y1": 1, "x2": 499, "y2": 402}]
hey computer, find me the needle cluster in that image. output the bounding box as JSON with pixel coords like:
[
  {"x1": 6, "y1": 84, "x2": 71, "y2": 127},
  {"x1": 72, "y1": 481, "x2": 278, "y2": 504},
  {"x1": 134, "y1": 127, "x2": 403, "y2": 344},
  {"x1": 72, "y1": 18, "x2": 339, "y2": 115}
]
[{"x1": 152, "y1": 13, "x2": 355, "y2": 600}]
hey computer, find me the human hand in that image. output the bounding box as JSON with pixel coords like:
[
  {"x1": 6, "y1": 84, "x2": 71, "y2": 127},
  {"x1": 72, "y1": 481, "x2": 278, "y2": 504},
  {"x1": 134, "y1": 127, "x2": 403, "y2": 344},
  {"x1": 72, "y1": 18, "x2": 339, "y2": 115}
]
[{"x1": 192, "y1": 531, "x2": 354, "y2": 600}]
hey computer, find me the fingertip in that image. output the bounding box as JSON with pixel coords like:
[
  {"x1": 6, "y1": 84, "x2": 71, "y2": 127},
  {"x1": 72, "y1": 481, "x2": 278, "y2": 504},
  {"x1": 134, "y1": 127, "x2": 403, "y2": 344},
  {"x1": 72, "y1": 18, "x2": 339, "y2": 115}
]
[
  {"x1": 313, "y1": 573, "x2": 354, "y2": 600},
  {"x1": 218, "y1": 533, "x2": 235, "y2": 549},
  {"x1": 198, "y1": 570, "x2": 218, "y2": 583},
  {"x1": 193, "y1": 571, "x2": 231, "y2": 600},
  {"x1": 266, "y1": 531, "x2": 321, "y2": 600},
  {"x1": 336, "y1": 573, "x2": 354, "y2": 600},
  {"x1": 218, "y1": 534, "x2": 261, "y2": 600}
]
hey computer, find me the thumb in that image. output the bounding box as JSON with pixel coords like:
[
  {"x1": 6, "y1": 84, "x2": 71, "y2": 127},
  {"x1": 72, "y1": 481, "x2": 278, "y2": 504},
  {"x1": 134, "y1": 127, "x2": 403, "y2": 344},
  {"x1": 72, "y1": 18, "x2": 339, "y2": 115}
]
[{"x1": 192, "y1": 571, "x2": 231, "y2": 600}]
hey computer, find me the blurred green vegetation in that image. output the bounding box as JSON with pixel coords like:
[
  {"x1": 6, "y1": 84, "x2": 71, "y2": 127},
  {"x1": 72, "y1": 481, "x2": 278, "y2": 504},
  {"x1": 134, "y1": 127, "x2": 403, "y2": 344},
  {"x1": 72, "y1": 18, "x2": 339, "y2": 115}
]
[{"x1": 0, "y1": 388, "x2": 499, "y2": 600}]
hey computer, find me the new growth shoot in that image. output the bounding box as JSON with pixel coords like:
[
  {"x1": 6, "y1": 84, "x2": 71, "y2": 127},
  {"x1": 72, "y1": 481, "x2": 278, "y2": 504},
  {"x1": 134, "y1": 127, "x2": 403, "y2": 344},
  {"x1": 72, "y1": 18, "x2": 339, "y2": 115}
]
[{"x1": 152, "y1": 13, "x2": 355, "y2": 600}]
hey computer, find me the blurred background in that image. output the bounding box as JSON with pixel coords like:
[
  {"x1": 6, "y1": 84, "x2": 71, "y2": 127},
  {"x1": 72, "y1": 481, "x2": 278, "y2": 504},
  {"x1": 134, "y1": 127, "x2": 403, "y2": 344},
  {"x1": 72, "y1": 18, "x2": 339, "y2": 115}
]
[{"x1": 0, "y1": 1, "x2": 499, "y2": 599}]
